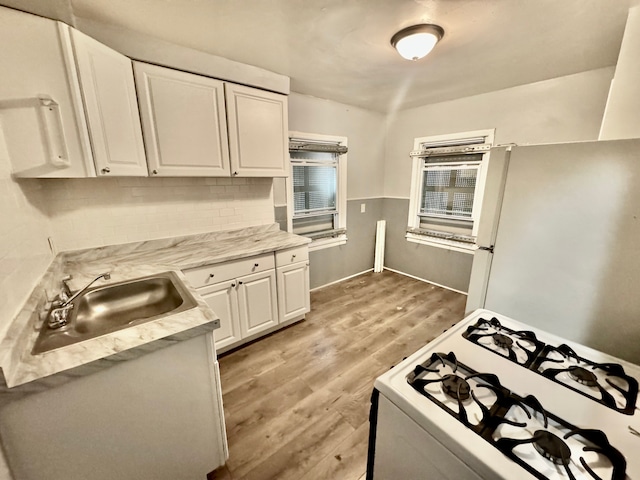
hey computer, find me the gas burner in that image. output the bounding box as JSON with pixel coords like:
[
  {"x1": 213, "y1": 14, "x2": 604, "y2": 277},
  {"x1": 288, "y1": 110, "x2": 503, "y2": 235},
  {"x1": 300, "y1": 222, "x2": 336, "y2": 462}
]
[
  {"x1": 532, "y1": 344, "x2": 639, "y2": 415},
  {"x1": 404, "y1": 350, "x2": 629, "y2": 480},
  {"x1": 462, "y1": 317, "x2": 545, "y2": 367},
  {"x1": 407, "y1": 352, "x2": 508, "y2": 430},
  {"x1": 407, "y1": 352, "x2": 630, "y2": 479},
  {"x1": 567, "y1": 366, "x2": 598, "y2": 387},
  {"x1": 493, "y1": 333, "x2": 513, "y2": 349},
  {"x1": 441, "y1": 374, "x2": 470, "y2": 400},
  {"x1": 492, "y1": 394, "x2": 627, "y2": 480},
  {"x1": 532, "y1": 430, "x2": 571, "y2": 465}
]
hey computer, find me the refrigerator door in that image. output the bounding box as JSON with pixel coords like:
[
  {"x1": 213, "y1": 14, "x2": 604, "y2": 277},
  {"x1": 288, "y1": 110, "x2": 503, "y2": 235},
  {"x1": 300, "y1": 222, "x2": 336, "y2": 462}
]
[
  {"x1": 481, "y1": 139, "x2": 640, "y2": 364},
  {"x1": 465, "y1": 146, "x2": 511, "y2": 313}
]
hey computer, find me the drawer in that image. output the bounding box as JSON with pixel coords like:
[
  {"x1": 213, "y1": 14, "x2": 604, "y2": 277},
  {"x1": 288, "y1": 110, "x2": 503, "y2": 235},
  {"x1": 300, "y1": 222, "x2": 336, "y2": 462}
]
[
  {"x1": 275, "y1": 246, "x2": 309, "y2": 268},
  {"x1": 183, "y1": 253, "x2": 275, "y2": 289}
]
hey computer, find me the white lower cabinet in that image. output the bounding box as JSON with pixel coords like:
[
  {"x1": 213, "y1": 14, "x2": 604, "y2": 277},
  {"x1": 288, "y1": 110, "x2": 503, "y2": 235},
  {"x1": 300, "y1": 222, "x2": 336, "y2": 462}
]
[
  {"x1": 277, "y1": 261, "x2": 310, "y2": 323},
  {"x1": 200, "y1": 270, "x2": 278, "y2": 351},
  {"x1": 0, "y1": 334, "x2": 227, "y2": 480},
  {"x1": 199, "y1": 280, "x2": 241, "y2": 350},
  {"x1": 237, "y1": 269, "x2": 279, "y2": 337},
  {"x1": 184, "y1": 247, "x2": 309, "y2": 353}
]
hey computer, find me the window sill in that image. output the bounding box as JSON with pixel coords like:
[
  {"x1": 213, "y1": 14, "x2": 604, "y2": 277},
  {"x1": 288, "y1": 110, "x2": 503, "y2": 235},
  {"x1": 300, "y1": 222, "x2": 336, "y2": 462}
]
[
  {"x1": 308, "y1": 234, "x2": 348, "y2": 252},
  {"x1": 405, "y1": 232, "x2": 477, "y2": 254}
]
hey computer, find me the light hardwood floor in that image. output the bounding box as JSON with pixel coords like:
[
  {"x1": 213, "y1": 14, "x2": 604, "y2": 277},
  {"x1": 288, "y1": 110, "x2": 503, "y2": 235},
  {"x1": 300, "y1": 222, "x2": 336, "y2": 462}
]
[{"x1": 210, "y1": 270, "x2": 467, "y2": 480}]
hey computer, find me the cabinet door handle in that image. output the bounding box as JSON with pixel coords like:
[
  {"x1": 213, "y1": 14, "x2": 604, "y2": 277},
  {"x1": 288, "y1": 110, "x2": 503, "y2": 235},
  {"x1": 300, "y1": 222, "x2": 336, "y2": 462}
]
[{"x1": 101, "y1": 167, "x2": 110, "y2": 174}]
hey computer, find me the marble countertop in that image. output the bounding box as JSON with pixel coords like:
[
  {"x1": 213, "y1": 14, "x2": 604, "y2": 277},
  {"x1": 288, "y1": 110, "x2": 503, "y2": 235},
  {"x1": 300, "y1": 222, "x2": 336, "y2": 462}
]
[{"x1": 0, "y1": 224, "x2": 310, "y2": 390}]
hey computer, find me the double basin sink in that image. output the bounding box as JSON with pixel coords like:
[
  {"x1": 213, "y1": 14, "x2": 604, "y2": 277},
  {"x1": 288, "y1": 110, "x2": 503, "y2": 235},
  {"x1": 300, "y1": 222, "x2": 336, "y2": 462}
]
[{"x1": 32, "y1": 271, "x2": 198, "y2": 354}]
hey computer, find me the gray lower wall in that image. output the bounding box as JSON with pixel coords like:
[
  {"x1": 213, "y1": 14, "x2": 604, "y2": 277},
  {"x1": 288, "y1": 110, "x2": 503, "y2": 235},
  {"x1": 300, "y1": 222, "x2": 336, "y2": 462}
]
[
  {"x1": 382, "y1": 198, "x2": 473, "y2": 293},
  {"x1": 308, "y1": 199, "x2": 382, "y2": 289},
  {"x1": 307, "y1": 197, "x2": 472, "y2": 292}
]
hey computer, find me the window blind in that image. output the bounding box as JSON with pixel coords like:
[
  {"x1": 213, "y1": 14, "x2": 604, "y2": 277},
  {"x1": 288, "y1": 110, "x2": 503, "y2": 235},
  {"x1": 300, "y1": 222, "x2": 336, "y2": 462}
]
[
  {"x1": 292, "y1": 164, "x2": 337, "y2": 215},
  {"x1": 419, "y1": 165, "x2": 478, "y2": 220}
]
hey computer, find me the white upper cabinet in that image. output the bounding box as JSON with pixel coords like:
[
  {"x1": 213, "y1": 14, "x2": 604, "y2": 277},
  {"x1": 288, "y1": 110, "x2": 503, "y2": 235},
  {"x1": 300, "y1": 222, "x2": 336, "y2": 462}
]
[
  {"x1": 0, "y1": 7, "x2": 289, "y2": 179},
  {"x1": 0, "y1": 7, "x2": 146, "y2": 178},
  {"x1": 134, "y1": 63, "x2": 289, "y2": 178},
  {"x1": 134, "y1": 62, "x2": 231, "y2": 177},
  {"x1": 69, "y1": 28, "x2": 147, "y2": 177},
  {"x1": 0, "y1": 7, "x2": 94, "y2": 177},
  {"x1": 225, "y1": 83, "x2": 289, "y2": 177}
]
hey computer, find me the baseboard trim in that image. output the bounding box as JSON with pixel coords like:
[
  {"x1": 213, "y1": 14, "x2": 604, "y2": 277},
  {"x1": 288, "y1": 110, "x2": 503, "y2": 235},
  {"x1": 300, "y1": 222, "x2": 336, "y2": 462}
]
[
  {"x1": 383, "y1": 267, "x2": 468, "y2": 295},
  {"x1": 310, "y1": 268, "x2": 374, "y2": 291}
]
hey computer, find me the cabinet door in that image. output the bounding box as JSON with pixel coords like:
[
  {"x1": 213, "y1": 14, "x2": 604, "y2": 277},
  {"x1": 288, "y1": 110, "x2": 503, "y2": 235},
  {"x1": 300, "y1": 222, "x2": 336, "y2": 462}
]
[
  {"x1": 0, "y1": 10, "x2": 95, "y2": 177},
  {"x1": 134, "y1": 62, "x2": 230, "y2": 177},
  {"x1": 225, "y1": 83, "x2": 288, "y2": 177},
  {"x1": 237, "y1": 270, "x2": 278, "y2": 338},
  {"x1": 199, "y1": 280, "x2": 241, "y2": 350},
  {"x1": 70, "y1": 28, "x2": 147, "y2": 176},
  {"x1": 276, "y1": 261, "x2": 310, "y2": 323}
]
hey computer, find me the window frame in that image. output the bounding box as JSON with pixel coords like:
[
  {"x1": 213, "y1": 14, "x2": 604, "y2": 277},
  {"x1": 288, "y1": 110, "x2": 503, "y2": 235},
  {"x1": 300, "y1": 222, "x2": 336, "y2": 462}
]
[
  {"x1": 287, "y1": 131, "x2": 348, "y2": 251},
  {"x1": 406, "y1": 129, "x2": 495, "y2": 253}
]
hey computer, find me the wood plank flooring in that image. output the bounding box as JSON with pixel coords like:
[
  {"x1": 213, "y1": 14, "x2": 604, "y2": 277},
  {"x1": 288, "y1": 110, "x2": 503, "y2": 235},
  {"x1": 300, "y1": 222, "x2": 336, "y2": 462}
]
[{"x1": 210, "y1": 270, "x2": 467, "y2": 480}]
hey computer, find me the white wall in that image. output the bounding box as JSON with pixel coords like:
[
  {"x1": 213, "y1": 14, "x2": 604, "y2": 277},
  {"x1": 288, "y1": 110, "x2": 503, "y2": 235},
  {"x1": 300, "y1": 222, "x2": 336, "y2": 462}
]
[
  {"x1": 384, "y1": 66, "x2": 615, "y2": 198},
  {"x1": 600, "y1": 6, "x2": 640, "y2": 140},
  {"x1": 44, "y1": 177, "x2": 274, "y2": 252},
  {"x1": 288, "y1": 92, "x2": 387, "y2": 200},
  {"x1": 0, "y1": 132, "x2": 53, "y2": 339}
]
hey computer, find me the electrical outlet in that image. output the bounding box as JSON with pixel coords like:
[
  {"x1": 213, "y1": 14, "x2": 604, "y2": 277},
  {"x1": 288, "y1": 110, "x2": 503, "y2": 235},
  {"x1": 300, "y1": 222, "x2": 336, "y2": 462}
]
[{"x1": 360, "y1": 203, "x2": 366, "y2": 213}]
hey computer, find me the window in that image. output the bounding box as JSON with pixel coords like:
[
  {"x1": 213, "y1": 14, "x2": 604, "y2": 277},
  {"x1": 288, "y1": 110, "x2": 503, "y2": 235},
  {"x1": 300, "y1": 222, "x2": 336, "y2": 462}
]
[
  {"x1": 406, "y1": 129, "x2": 494, "y2": 252},
  {"x1": 288, "y1": 131, "x2": 347, "y2": 251}
]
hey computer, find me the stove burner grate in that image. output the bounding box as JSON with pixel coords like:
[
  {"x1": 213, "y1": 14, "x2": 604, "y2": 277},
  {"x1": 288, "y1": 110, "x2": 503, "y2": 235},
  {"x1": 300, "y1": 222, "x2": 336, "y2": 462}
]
[
  {"x1": 493, "y1": 398, "x2": 628, "y2": 480},
  {"x1": 532, "y1": 344, "x2": 639, "y2": 415},
  {"x1": 407, "y1": 352, "x2": 508, "y2": 431},
  {"x1": 406, "y1": 352, "x2": 629, "y2": 480},
  {"x1": 462, "y1": 317, "x2": 545, "y2": 367}
]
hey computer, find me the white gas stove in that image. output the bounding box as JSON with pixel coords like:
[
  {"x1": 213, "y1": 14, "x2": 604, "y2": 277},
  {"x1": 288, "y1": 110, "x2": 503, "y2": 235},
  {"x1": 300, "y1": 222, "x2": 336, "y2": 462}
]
[{"x1": 367, "y1": 309, "x2": 640, "y2": 480}]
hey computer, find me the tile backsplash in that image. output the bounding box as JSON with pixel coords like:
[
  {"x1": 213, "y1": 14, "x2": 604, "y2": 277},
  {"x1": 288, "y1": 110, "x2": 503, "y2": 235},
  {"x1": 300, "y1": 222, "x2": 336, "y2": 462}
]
[
  {"x1": 44, "y1": 176, "x2": 275, "y2": 252},
  {"x1": 1, "y1": 134, "x2": 275, "y2": 341}
]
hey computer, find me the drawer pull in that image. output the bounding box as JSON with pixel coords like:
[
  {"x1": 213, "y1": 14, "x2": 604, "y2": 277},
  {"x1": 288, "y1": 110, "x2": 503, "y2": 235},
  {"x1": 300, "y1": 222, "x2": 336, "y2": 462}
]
[
  {"x1": 209, "y1": 273, "x2": 215, "y2": 278},
  {"x1": 254, "y1": 263, "x2": 259, "y2": 267},
  {"x1": 238, "y1": 281, "x2": 243, "y2": 285},
  {"x1": 292, "y1": 254, "x2": 296, "y2": 259},
  {"x1": 231, "y1": 282, "x2": 236, "y2": 287}
]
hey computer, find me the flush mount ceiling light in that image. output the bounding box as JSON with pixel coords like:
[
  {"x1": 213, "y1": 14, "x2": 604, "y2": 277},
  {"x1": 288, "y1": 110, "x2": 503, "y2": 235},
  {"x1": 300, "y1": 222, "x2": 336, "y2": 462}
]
[{"x1": 391, "y1": 24, "x2": 445, "y2": 61}]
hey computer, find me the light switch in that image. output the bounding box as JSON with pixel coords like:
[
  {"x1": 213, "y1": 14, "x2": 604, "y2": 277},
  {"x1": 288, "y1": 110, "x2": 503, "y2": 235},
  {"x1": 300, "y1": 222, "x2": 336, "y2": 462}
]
[{"x1": 360, "y1": 203, "x2": 366, "y2": 213}]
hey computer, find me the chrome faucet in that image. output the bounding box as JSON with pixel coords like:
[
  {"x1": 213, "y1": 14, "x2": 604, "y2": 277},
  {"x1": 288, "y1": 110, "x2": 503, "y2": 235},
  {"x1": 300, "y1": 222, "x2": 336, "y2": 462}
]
[
  {"x1": 59, "y1": 272, "x2": 111, "y2": 308},
  {"x1": 47, "y1": 273, "x2": 111, "y2": 329}
]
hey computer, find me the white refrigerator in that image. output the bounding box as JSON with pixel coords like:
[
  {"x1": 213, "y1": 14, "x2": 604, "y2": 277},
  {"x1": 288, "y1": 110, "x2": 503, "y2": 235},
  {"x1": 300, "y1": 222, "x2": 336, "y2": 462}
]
[{"x1": 466, "y1": 138, "x2": 640, "y2": 365}]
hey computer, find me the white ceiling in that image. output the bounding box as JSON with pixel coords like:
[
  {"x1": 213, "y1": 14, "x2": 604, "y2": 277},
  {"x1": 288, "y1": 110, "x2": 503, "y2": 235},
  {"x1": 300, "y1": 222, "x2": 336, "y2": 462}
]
[{"x1": 10, "y1": 0, "x2": 635, "y2": 112}]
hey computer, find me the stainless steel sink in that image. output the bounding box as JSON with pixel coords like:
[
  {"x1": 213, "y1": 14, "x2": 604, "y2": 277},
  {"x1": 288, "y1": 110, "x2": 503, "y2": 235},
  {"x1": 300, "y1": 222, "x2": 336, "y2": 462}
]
[{"x1": 32, "y1": 271, "x2": 198, "y2": 354}]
